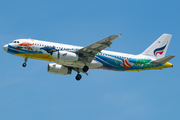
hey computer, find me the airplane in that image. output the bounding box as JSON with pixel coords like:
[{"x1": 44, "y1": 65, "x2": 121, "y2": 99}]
[{"x1": 3, "y1": 34, "x2": 175, "y2": 81}]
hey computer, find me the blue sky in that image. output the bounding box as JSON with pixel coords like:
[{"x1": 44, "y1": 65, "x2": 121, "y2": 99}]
[{"x1": 0, "y1": 0, "x2": 180, "y2": 120}]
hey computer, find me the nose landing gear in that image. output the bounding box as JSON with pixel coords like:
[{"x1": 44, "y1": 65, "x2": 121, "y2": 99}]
[{"x1": 22, "y1": 58, "x2": 28, "y2": 67}]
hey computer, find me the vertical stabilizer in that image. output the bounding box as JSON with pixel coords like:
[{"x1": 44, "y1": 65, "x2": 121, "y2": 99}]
[{"x1": 141, "y1": 34, "x2": 172, "y2": 59}]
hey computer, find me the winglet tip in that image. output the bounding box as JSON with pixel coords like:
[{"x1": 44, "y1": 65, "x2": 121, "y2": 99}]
[{"x1": 118, "y1": 33, "x2": 122, "y2": 38}]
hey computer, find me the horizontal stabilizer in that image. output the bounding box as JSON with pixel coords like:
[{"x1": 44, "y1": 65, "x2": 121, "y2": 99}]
[{"x1": 150, "y1": 55, "x2": 175, "y2": 65}]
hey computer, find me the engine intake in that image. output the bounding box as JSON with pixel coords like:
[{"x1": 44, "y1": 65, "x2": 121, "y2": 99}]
[{"x1": 48, "y1": 63, "x2": 72, "y2": 75}]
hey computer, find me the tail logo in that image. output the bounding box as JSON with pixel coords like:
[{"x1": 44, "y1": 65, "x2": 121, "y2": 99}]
[{"x1": 154, "y1": 44, "x2": 167, "y2": 56}]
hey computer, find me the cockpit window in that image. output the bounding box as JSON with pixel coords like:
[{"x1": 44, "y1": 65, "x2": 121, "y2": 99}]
[{"x1": 12, "y1": 41, "x2": 19, "y2": 43}]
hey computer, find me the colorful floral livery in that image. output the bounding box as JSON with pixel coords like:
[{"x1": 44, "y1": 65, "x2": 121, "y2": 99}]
[{"x1": 3, "y1": 34, "x2": 175, "y2": 80}]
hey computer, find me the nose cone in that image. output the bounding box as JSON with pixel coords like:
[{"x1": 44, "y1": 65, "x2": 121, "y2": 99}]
[{"x1": 3, "y1": 44, "x2": 8, "y2": 52}]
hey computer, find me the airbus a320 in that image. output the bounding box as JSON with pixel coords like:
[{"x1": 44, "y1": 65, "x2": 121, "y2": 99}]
[{"x1": 3, "y1": 34, "x2": 175, "y2": 81}]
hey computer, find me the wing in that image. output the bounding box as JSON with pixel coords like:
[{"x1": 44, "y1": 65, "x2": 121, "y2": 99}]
[{"x1": 76, "y1": 34, "x2": 121, "y2": 63}]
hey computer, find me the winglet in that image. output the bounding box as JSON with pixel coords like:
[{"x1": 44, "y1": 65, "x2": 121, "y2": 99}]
[{"x1": 118, "y1": 33, "x2": 122, "y2": 38}]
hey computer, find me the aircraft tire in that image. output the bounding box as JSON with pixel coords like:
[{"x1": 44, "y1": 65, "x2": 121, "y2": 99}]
[
  {"x1": 83, "y1": 65, "x2": 89, "y2": 72},
  {"x1": 22, "y1": 63, "x2": 27, "y2": 67},
  {"x1": 76, "y1": 74, "x2": 82, "y2": 81}
]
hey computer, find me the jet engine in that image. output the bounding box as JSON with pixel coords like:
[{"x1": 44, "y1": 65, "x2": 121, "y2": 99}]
[
  {"x1": 52, "y1": 51, "x2": 79, "y2": 62},
  {"x1": 48, "y1": 63, "x2": 72, "y2": 75}
]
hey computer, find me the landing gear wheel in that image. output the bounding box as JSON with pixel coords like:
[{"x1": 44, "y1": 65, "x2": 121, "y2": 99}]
[
  {"x1": 22, "y1": 63, "x2": 27, "y2": 67},
  {"x1": 22, "y1": 58, "x2": 28, "y2": 67},
  {"x1": 83, "y1": 65, "x2": 89, "y2": 72},
  {"x1": 76, "y1": 74, "x2": 82, "y2": 81}
]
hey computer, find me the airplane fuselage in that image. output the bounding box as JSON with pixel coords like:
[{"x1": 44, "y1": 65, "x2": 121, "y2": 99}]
[{"x1": 3, "y1": 38, "x2": 173, "y2": 72}]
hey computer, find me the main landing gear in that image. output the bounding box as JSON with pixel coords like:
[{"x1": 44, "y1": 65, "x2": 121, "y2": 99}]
[
  {"x1": 76, "y1": 73, "x2": 82, "y2": 81},
  {"x1": 74, "y1": 66, "x2": 89, "y2": 81},
  {"x1": 22, "y1": 58, "x2": 28, "y2": 67},
  {"x1": 75, "y1": 68, "x2": 82, "y2": 81},
  {"x1": 82, "y1": 65, "x2": 89, "y2": 72},
  {"x1": 74, "y1": 65, "x2": 89, "y2": 81}
]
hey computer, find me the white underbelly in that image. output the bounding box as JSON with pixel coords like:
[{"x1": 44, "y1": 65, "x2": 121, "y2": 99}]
[{"x1": 57, "y1": 60, "x2": 103, "y2": 69}]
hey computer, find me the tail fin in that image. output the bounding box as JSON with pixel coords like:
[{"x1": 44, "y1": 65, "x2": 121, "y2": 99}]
[{"x1": 141, "y1": 34, "x2": 172, "y2": 59}]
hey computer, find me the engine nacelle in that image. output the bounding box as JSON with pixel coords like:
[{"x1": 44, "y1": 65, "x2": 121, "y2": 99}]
[
  {"x1": 52, "y1": 51, "x2": 79, "y2": 62},
  {"x1": 48, "y1": 63, "x2": 72, "y2": 75}
]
